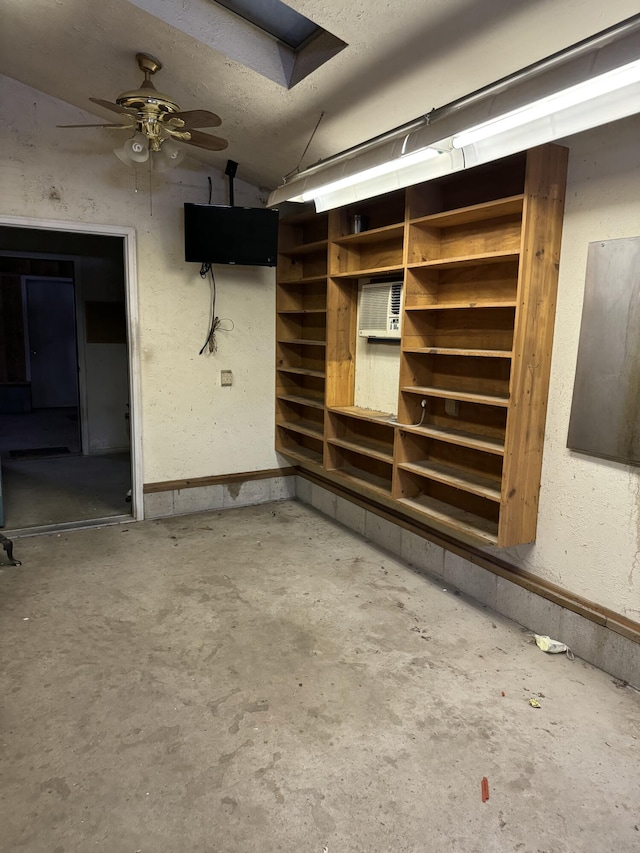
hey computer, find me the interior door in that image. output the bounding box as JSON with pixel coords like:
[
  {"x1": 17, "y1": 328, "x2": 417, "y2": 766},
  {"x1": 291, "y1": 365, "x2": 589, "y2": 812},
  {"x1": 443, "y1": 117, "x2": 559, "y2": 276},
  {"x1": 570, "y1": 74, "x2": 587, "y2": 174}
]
[{"x1": 26, "y1": 277, "x2": 79, "y2": 409}]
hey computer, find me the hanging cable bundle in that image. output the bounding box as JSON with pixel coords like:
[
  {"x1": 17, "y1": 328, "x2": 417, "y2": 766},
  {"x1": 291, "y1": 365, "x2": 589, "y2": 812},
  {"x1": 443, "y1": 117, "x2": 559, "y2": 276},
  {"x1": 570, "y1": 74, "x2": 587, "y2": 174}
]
[
  {"x1": 198, "y1": 262, "x2": 234, "y2": 354},
  {"x1": 199, "y1": 262, "x2": 219, "y2": 354}
]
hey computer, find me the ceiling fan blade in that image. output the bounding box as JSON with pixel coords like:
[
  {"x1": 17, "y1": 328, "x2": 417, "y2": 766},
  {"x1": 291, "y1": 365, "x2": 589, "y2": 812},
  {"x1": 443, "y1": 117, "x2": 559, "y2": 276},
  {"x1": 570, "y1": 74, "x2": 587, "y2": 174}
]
[
  {"x1": 57, "y1": 123, "x2": 133, "y2": 128},
  {"x1": 168, "y1": 109, "x2": 222, "y2": 128},
  {"x1": 89, "y1": 97, "x2": 137, "y2": 117},
  {"x1": 183, "y1": 129, "x2": 228, "y2": 151}
]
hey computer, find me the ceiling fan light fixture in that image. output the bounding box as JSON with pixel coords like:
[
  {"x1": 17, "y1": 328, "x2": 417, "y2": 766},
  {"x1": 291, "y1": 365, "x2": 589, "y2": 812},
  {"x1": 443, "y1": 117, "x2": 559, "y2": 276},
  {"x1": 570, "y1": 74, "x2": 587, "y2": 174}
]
[
  {"x1": 127, "y1": 133, "x2": 151, "y2": 162},
  {"x1": 113, "y1": 144, "x2": 135, "y2": 166},
  {"x1": 114, "y1": 132, "x2": 150, "y2": 165},
  {"x1": 153, "y1": 139, "x2": 186, "y2": 171}
]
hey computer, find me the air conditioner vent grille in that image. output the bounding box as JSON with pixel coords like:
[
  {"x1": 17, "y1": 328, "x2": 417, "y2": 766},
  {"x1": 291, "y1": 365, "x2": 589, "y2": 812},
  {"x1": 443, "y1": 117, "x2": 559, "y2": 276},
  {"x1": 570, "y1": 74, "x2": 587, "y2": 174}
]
[
  {"x1": 358, "y1": 280, "x2": 403, "y2": 339},
  {"x1": 359, "y1": 284, "x2": 390, "y2": 331},
  {"x1": 390, "y1": 282, "x2": 402, "y2": 315}
]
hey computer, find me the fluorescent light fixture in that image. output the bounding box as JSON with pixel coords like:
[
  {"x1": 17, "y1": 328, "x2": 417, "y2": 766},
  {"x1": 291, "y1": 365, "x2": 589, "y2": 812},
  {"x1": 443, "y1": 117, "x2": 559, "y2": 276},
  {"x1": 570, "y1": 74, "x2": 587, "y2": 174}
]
[
  {"x1": 311, "y1": 147, "x2": 464, "y2": 211},
  {"x1": 298, "y1": 147, "x2": 441, "y2": 202},
  {"x1": 267, "y1": 14, "x2": 640, "y2": 210},
  {"x1": 453, "y1": 58, "x2": 640, "y2": 148}
]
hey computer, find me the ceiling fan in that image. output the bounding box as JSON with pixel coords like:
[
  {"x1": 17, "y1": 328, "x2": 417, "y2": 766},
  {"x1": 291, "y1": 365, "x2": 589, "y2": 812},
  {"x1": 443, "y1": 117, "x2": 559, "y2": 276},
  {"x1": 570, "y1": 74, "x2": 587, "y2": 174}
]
[{"x1": 58, "y1": 52, "x2": 228, "y2": 169}]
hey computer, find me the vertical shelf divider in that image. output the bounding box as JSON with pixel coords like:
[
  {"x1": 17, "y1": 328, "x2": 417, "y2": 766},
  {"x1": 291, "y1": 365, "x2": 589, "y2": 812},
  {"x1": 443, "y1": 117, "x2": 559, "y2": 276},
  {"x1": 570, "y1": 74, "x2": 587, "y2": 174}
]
[{"x1": 499, "y1": 144, "x2": 569, "y2": 545}]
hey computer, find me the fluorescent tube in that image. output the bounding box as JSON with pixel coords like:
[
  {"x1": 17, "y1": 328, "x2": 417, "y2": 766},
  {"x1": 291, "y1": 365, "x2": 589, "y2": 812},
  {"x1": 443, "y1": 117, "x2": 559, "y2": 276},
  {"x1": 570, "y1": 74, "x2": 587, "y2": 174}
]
[
  {"x1": 453, "y1": 58, "x2": 640, "y2": 149},
  {"x1": 299, "y1": 147, "x2": 441, "y2": 203}
]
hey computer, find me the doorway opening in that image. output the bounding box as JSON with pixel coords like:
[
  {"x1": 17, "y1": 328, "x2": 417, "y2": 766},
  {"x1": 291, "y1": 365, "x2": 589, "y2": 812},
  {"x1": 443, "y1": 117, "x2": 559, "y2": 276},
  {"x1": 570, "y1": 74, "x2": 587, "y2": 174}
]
[{"x1": 0, "y1": 221, "x2": 142, "y2": 533}]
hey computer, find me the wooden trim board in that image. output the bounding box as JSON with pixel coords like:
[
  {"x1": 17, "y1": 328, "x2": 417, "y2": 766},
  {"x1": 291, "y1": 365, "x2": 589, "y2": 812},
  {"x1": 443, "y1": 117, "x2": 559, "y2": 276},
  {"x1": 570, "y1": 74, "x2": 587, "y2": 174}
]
[{"x1": 144, "y1": 466, "x2": 296, "y2": 494}]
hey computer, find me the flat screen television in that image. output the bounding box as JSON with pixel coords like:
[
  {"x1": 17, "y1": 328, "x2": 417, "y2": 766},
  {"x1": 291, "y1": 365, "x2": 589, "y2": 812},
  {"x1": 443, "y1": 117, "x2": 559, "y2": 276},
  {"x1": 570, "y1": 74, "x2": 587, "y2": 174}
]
[{"x1": 184, "y1": 203, "x2": 279, "y2": 266}]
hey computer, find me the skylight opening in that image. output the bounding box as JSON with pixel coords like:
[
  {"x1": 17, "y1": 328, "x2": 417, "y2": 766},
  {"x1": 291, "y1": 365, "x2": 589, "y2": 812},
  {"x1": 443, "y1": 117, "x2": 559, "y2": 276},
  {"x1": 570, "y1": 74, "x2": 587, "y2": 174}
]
[
  {"x1": 129, "y1": 0, "x2": 347, "y2": 89},
  {"x1": 208, "y1": 0, "x2": 347, "y2": 87},
  {"x1": 215, "y1": 0, "x2": 320, "y2": 50}
]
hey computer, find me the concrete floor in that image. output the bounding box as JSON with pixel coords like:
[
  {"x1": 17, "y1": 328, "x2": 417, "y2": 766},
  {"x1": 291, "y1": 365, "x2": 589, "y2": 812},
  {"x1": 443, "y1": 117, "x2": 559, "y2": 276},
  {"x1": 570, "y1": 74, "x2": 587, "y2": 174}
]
[
  {"x1": 1, "y1": 452, "x2": 131, "y2": 530},
  {"x1": 1, "y1": 500, "x2": 639, "y2": 852}
]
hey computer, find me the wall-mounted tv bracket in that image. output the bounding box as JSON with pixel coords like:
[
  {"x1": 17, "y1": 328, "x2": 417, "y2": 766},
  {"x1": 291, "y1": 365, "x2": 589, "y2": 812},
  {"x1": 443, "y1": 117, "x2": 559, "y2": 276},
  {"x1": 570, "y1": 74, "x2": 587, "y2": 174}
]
[
  {"x1": 0, "y1": 533, "x2": 21, "y2": 566},
  {"x1": 225, "y1": 159, "x2": 239, "y2": 207}
]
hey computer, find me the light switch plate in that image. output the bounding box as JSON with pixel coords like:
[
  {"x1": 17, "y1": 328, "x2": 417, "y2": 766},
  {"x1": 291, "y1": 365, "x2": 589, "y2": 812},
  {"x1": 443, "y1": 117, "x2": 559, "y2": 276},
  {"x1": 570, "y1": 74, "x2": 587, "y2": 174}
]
[{"x1": 220, "y1": 370, "x2": 233, "y2": 386}]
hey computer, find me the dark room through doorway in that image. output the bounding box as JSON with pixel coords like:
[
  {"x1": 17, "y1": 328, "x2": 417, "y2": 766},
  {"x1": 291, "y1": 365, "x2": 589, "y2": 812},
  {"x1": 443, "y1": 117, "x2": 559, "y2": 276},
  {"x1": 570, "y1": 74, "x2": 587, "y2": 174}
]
[{"x1": 0, "y1": 227, "x2": 133, "y2": 532}]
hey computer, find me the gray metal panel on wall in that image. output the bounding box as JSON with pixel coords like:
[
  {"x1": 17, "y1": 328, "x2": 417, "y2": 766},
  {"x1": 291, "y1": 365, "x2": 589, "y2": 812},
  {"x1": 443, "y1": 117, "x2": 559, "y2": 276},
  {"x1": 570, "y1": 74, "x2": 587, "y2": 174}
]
[{"x1": 568, "y1": 236, "x2": 640, "y2": 465}]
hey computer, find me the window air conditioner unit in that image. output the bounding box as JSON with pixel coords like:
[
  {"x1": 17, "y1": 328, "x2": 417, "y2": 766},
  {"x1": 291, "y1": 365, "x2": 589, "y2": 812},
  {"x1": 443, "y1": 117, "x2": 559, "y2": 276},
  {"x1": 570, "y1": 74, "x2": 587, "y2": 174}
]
[{"x1": 358, "y1": 280, "x2": 403, "y2": 339}]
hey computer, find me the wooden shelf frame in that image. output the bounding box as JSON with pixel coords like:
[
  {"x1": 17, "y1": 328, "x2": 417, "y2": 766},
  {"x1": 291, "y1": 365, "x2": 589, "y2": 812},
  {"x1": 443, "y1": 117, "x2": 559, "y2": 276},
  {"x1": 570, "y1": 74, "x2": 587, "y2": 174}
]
[
  {"x1": 402, "y1": 347, "x2": 513, "y2": 358},
  {"x1": 276, "y1": 418, "x2": 324, "y2": 441},
  {"x1": 278, "y1": 308, "x2": 327, "y2": 315},
  {"x1": 398, "y1": 422, "x2": 505, "y2": 456},
  {"x1": 275, "y1": 145, "x2": 568, "y2": 547},
  {"x1": 279, "y1": 238, "x2": 329, "y2": 257},
  {"x1": 330, "y1": 264, "x2": 406, "y2": 280},
  {"x1": 409, "y1": 195, "x2": 525, "y2": 229},
  {"x1": 407, "y1": 250, "x2": 520, "y2": 270},
  {"x1": 275, "y1": 212, "x2": 329, "y2": 464},
  {"x1": 397, "y1": 459, "x2": 502, "y2": 502},
  {"x1": 332, "y1": 223, "x2": 405, "y2": 246},
  {"x1": 401, "y1": 385, "x2": 510, "y2": 408},
  {"x1": 277, "y1": 393, "x2": 325, "y2": 410}
]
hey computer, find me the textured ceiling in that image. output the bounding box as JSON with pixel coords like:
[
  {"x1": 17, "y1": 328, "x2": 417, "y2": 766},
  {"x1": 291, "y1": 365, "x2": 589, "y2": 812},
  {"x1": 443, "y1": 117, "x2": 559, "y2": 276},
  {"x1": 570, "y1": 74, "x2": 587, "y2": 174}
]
[{"x1": 1, "y1": 0, "x2": 638, "y2": 190}]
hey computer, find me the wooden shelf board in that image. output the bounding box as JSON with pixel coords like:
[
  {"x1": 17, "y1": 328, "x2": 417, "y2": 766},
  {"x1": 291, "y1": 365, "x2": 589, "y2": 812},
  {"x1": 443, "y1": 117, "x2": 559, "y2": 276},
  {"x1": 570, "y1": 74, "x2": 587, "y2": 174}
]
[
  {"x1": 277, "y1": 366, "x2": 326, "y2": 379},
  {"x1": 277, "y1": 418, "x2": 324, "y2": 440},
  {"x1": 333, "y1": 223, "x2": 405, "y2": 245},
  {"x1": 401, "y1": 385, "x2": 509, "y2": 407},
  {"x1": 331, "y1": 265, "x2": 404, "y2": 279},
  {"x1": 398, "y1": 423, "x2": 505, "y2": 456},
  {"x1": 408, "y1": 251, "x2": 520, "y2": 270},
  {"x1": 276, "y1": 443, "x2": 323, "y2": 466},
  {"x1": 277, "y1": 393, "x2": 325, "y2": 410},
  {"x1": 405, "y1": 300, "x2": 518, "y2": 311},
  {"x1": 279, "y1": 239, "x2": 328, "y2": 257},
  {"x1": 278, "y1": 308, "x2": 327, "y2": 315},
  {"x1": 327, "y1": 436, "x2": 394, "y2": 465},
  {"x1": 277, "y1": 274, "x2": 327, "y2": 285},
  {"x1": 328, "y1": 405, "x2": 395, "y2": 425},
  {"x1": 398, "y1": 460, "x2": 501, "y2": 502},
  {"x1": 328, "y1": 465, "x2": 392, "y2": 498},
  {"x1": 398, "y1": 495, "x2": 498, "y2": 544},
  {"x1": 403, "y1": 346, "x2": 513, "y2": 359},
  {"x1": 410, "y1": 195, "x2": 524, "y2": 228},
  {"x1": 278, "y1": 338, "x2": 327, "y2": 347}
]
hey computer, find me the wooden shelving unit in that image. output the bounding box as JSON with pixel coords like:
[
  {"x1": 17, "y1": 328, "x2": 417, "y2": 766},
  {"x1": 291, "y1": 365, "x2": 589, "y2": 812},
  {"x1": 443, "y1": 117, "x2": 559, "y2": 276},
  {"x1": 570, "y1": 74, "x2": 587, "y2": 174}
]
[
  {"x1": 275, "y1": 145, "x2": 568, "y2": 547},
  {"x1": 276, "y1": 209, "x2": 329, "y2": 466},
  {"x1": 326, "y1": 406, "x2": 396, "y2": 495}
]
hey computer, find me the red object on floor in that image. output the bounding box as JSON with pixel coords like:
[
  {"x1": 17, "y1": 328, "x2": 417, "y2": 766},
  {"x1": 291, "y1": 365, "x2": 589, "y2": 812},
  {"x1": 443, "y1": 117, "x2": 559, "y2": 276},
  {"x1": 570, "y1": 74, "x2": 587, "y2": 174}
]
[{"x1": 481, "y1": 777, "x2": 490, "y2": 802}]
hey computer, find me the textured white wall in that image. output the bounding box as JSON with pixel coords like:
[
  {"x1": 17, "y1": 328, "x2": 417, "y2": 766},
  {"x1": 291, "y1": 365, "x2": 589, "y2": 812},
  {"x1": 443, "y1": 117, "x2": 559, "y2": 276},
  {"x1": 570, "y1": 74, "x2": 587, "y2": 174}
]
[
  {"x1": 495, "y1": 115, "x2": 640, "y2": 620},
  {"x1": 0, "y1": 75, "x2": 280, "y2": 482},
  {"x1": 354, "y1": 335, "x2": 400, "y2": 415}
]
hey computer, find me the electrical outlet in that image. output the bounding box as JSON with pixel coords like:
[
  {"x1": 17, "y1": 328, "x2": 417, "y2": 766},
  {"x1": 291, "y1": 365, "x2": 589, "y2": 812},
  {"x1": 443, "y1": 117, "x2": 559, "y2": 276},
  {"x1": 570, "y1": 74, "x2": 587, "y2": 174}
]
[
  {"x1": 220, "y1": 370, "x2": 233, "y2": 387},
  {"x1": 444, "y1": 398, "x2": 459, "y2": 417}
]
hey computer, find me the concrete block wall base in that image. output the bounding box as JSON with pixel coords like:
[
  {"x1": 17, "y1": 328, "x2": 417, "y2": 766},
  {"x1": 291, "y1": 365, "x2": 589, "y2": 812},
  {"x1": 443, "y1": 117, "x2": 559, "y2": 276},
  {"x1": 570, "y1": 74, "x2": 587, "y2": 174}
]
[
  {"x1": 296, "y1": 476, "x2": 640, "y2": 689},
  {"x1": 144, "y1": 476, "x2": 296, "y2": 519}
]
